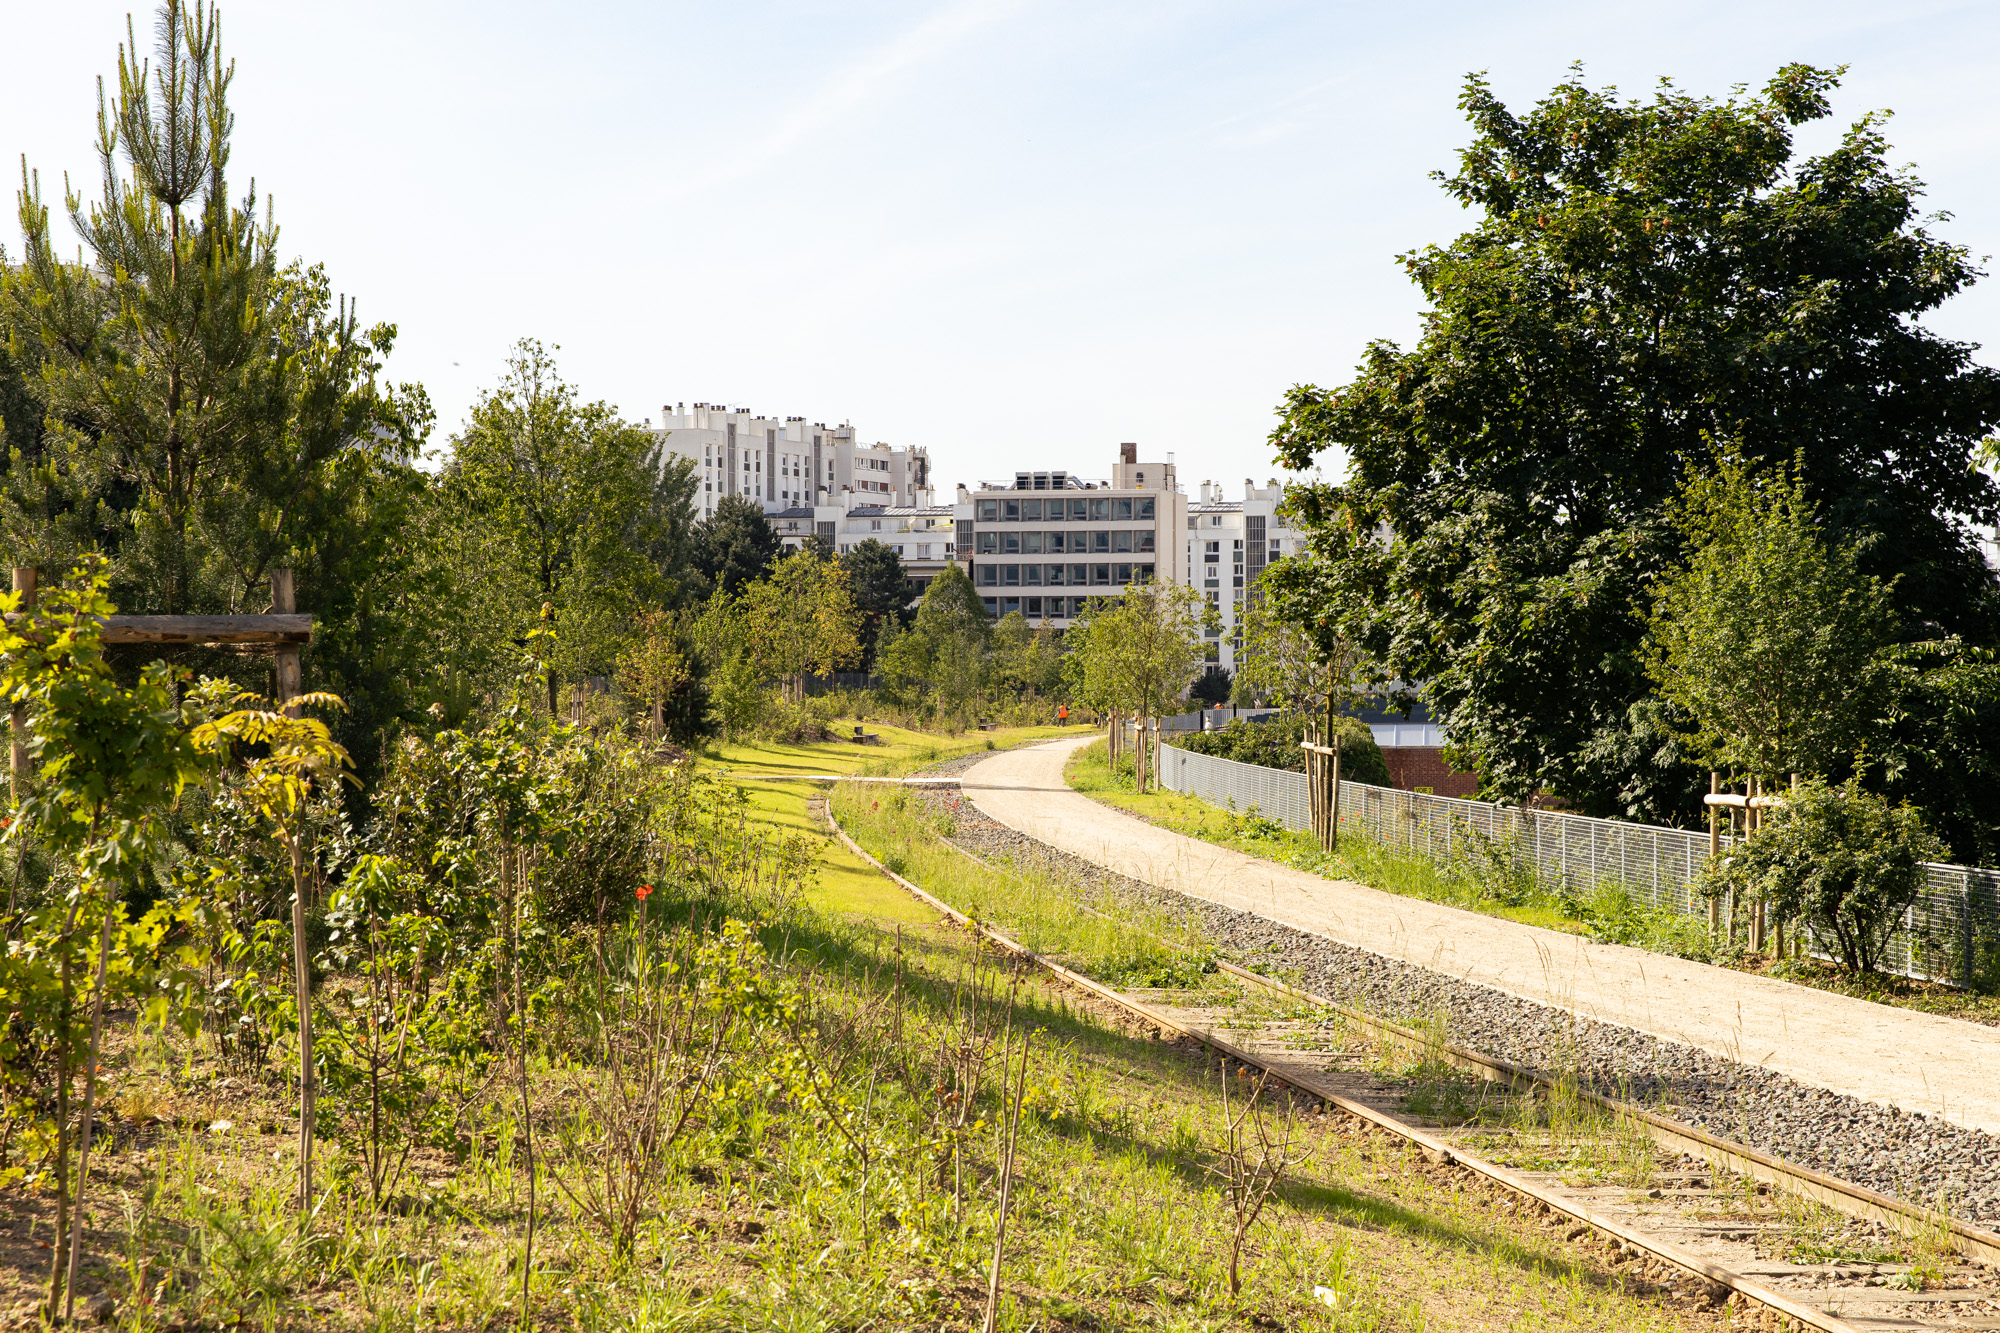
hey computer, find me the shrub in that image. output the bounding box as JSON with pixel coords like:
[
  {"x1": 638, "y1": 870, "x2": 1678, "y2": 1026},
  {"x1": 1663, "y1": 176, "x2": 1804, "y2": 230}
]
[
  {"x1": 757, "y1": 695, "x2": 841, "y2": 744},
  {"x1": 1176, "y1": 713, "x2": 1391, "y2": 787},
  {"x1": 1701, "y1": 777, "x2": 1945, "y2": 974}
]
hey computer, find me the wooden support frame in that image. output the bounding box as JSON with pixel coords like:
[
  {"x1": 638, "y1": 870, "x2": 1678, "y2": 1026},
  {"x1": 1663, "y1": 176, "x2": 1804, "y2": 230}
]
[
  {"x1": 1301, "y1": 733, "x2": 1343, "y2": 852},
  {"x1": 6, "y1": 567, "x2": 316, "y2": 800}
]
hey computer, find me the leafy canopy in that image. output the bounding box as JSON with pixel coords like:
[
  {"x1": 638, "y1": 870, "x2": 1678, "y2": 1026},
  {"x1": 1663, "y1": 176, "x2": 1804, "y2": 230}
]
[
  {"x1": 1271, "y1": 65, "x2": 2000, "y2": 821},
  {"x1": 1646, "y1": 453, "x2": 1894, "y2": 783}
]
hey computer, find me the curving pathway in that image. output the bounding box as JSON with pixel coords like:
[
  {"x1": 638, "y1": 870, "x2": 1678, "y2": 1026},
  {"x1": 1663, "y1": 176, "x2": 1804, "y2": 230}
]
[{"x1": 961, "y1": 735, "x2": 2000, "y2": 1137}]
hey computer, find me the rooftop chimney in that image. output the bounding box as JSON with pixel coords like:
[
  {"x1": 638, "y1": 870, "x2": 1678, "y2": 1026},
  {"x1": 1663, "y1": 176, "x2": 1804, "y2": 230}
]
[{"x1": 1120, "y1": 442, "x2": 1137, "y2": 465}]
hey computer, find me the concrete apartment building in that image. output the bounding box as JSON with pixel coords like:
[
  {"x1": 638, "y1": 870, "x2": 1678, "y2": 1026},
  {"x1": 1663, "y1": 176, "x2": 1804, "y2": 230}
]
[
  {"x1": 950, "y1": 444, "x2": 1190, "y2": 623},
  {"x1": 1187, "y1": 477, "x2": 1300, "y2": 674},
  {"x1": 647, "y1": 404, "x2": 930, "y2": 520}
]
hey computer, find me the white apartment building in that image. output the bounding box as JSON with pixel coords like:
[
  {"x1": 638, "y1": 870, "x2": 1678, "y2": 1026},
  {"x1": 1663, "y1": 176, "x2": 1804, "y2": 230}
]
[
  {"x1": 765, "y1": 493, "x2": 959, "y2": 595},
  {"x1": 950, "y1": 444, "x2": 1192, "y2": 625},
  {"x1": 647, "y1": 403, "x2": 930, "y2": 520},
  {"x1": 1187, "y1": 478, "x2": 1300, "y2": 674}
]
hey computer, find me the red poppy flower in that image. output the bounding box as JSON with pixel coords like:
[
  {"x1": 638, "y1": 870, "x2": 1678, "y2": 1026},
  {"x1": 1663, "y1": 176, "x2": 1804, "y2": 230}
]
[{"x1": 636, "y1": 884, "x2": 653, "y2": 901}]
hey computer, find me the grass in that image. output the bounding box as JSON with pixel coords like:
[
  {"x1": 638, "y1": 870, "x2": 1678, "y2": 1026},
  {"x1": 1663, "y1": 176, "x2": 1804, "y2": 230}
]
[
  {"x1": 826, "y1": 777, "x2": 1731, "y2": 1332},
  {"x1": 832, "y1": 783, "x2": 1219, "y2": 989},
  {"x1": 693, "y1": 721, "x2": 1068, "y2": 923},
  {"x1": 1068, "y1": 740, "x2": 2000, "y2": 1022},
  {"x1": 0, "y1": 723, "x2": 1731, "y2": 1331},
  {"x1": 1067, "y1": 741, "x2": 1699, "y2": 948}
]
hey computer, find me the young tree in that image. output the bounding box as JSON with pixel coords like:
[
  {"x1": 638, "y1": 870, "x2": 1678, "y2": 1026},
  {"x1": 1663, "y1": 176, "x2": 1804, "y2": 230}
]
[
  {"x1": 1069, "y1": 582, "x2": 1209, "y2": 793},
  {"x1": 1702, "y1": 778, "x2": 1943, "y2": 974},
  {"x1": 618, "y1": 609, "x2": 692, "y2": 740},
  {"x1": 1061, "y1": 599, "x2": 1126, "y2": 763},
  {"x1": 1647, "y1": 454, "x2": 1896, "y2": 784},
  {"x1": 1, "y1": 561, "x2": 208, "y2": 1320},
  {"x1": 1270, "y1": 66, "x2": 2000, "y2": 821},
  {"x1": 1240, "y1": 562, "x2": 1374, "y2": 722},
  {"x1": 694, "y1": 496, "x2": 781, "y2": 597},
  {"x1": 440, "y1": 340, "x2": 672, "y2": 713},
  {"x1": 737, "y1": 550, "x2": 860, "y2": 701},
  {"x1": 839, "y1": 539, "x2": 910, "y2": 667},
  {"x1": 4, "y1": 0, "x2": 427, "y2": 618},
  {"x1": 989, "y1": 612, "x2": 1063, "y2": 700},
  {"x1": 877, "y1": 564, "x2": 989, "y2": 727}
]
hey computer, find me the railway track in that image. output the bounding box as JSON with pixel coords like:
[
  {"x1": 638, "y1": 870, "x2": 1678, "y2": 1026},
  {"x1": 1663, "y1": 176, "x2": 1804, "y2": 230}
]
[{"x1": 821, "y1": 796, "x2": 2000, "y2": 1333}]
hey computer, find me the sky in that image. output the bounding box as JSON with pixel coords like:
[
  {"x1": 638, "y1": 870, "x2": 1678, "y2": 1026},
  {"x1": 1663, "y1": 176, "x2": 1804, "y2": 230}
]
[{"x1": 6, "y1": 0, "x2": 2000, "y2": 493}]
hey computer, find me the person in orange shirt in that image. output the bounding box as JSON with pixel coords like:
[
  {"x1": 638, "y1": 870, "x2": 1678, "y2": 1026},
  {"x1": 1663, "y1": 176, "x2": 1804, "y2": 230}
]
[{"x1": 1057, "y1": 704, "x2": 1069, "y2": 726}]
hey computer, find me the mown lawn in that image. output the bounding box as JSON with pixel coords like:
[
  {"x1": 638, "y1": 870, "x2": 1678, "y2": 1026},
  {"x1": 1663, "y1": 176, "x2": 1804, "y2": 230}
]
[{"x1": 694, "y1": 722, "x2": 1069, "y2": 923}]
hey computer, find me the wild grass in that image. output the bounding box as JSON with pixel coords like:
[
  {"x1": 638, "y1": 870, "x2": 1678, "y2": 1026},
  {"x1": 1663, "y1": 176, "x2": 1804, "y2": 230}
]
[
  {"x1": 832, "y1": 782, "x2": 1219, "y2": 989},
  {"x1": 0, "y1": 728, "x2": 1736, "y2": 1332}
]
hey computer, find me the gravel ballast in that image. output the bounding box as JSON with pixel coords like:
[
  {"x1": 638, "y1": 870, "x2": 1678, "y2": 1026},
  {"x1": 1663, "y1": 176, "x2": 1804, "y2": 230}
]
[{"x1": 888, "y1": 774, "x2": 2000, "y2": 1230}]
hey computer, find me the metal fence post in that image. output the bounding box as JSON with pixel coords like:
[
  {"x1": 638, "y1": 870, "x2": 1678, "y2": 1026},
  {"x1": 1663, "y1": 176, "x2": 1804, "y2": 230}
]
[{"x1": 1968, "y1": 870, "x2": 1980, "y2": 989}]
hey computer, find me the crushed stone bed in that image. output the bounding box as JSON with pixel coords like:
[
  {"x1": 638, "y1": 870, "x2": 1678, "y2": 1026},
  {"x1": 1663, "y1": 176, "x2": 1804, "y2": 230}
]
[{"x1": 887, "y1": 774, "x2": 2000, "y2": 1230}]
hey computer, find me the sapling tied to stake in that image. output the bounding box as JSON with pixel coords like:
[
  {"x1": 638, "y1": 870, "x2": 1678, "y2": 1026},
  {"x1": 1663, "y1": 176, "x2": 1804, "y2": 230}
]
[{"x1": 0, "y1": 560, "x2": 210, "y2": 1321}]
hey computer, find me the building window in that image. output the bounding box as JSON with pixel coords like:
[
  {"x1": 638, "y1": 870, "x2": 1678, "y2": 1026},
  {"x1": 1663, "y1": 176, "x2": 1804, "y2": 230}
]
[
  {"x1": 1069, "y1": 563, "x2": 1087, "y2": 585},
  {"x1": 976, "y1": 565, "x2": 997, "y2": 586},
  {"x1": 1137, "y1": 531, "x2": 1155, "y2": 552},
  {"x1": 1001, "y1": 532, "x2": 1021, "y2": 554},
  {"x1": 977, "y1": 499, "x2": 999, "y2": 521},
  {"x1": 871, "y1": 520, "x2": 882, "y2": 530},
  {"x1": 1138, "y1": 498, "x2": 1156, "y2": 519},
  {"x1": 1112, "y1": 531, "x2": 1133, "y2": 554},
  {"x1": 977, "y1": 532, "x2": 999, "y2": 554},
  {"x1": 1092, "y1": 563, "x2": 1111, "y2": 585},
  {"x1": 1003, "y1": 564, "x2": 1021, "y2": 586}
]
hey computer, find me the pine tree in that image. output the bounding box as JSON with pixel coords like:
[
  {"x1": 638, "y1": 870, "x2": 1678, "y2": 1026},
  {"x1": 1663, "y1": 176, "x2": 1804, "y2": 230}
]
[{"x1": 5, "y1": 0, "x2": 422, "y2": 616}]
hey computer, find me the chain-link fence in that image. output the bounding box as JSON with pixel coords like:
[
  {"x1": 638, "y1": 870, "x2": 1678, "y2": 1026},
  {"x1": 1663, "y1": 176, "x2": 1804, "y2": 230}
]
[{"x1": 1154, "y1": 741, "x2": 2000, "y2": 988}]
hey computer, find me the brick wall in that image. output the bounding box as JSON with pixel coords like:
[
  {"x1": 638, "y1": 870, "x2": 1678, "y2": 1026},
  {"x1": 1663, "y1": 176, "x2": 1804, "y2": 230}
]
[{"x1": 1379, "y1": 746, "x2": 1478, "y2": 799}]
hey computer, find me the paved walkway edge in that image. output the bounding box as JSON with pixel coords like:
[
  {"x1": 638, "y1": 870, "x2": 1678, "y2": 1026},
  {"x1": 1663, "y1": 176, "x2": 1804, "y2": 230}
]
[{"x1": 959, "y1": 736, "x2": 2000, "y2": 1138}]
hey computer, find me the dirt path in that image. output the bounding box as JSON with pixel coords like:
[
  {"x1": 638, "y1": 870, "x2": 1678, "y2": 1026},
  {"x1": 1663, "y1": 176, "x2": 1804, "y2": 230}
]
[{"x1": 960, "y1": 735, "x2": 2000, "y2": 1137}]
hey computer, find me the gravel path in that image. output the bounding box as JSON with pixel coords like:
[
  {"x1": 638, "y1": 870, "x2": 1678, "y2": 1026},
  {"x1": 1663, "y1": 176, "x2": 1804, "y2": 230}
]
[{"x1": 901, "y1": 778, "x2": 2000, "y2": 1230}]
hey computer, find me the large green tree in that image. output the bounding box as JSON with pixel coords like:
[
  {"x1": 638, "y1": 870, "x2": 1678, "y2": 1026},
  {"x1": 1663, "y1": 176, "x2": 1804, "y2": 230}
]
[
  {"x1": 1272, "y1": 66, "x2": 2000, "y2": 821},
  {"x1": 436, "y1": 340, "x2": 687, "y2": 713}
]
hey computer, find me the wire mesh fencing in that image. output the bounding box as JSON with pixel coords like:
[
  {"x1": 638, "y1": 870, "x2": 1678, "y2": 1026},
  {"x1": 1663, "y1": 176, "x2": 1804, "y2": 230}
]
[{"x1": 1153, "y1": 741, "x2": 2000, "y2": 988}]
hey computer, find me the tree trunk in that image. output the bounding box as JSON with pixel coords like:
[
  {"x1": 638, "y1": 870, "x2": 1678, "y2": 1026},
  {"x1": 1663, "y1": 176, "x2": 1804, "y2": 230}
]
[
  {"x1": 292, "y1": 833, "x2": 315, "y2": 1216},
  {"x1": 63, "y1": 892, "x2": 119, "y2": 1322}
]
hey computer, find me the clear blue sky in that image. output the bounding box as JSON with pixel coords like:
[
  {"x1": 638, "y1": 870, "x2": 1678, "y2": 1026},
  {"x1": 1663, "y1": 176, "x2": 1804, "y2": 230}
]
[{"x1": 8, "y1": 1, "x2": 1999, "y2": 492}]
